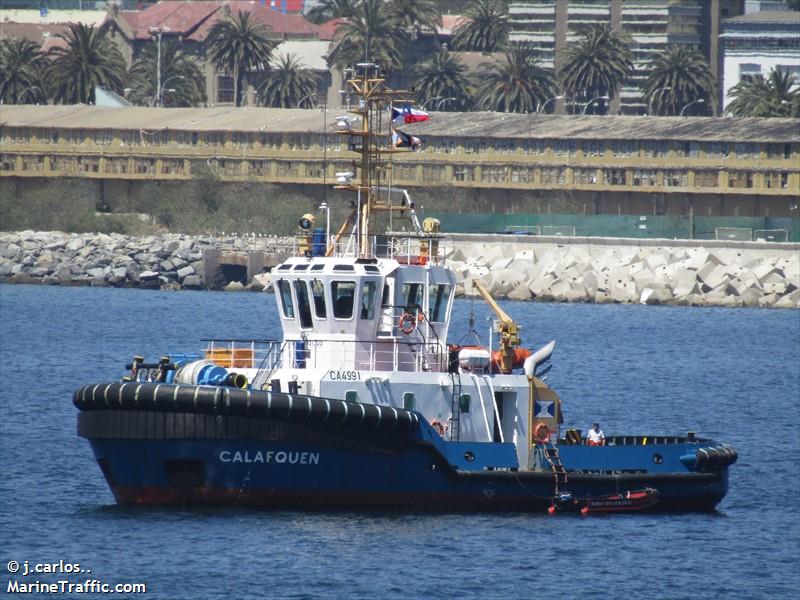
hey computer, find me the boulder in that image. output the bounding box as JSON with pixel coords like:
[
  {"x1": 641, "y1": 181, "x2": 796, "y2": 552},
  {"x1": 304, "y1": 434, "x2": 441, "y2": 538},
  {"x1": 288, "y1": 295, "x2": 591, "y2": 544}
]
[
  {"x1": 507, "y1": 283, "x2": 532, "y2": 301},
  {"x1": 182, "y1": 275, "x2": 203, "y2": 290},
  {"x1": 774, "y1": 289, "x2": 800, "y2": 309},
  {"x1": 250, "y1": 272, "x2": 273, "y2": 292},
  {"x1": 564, "y1": 287, "x2": 589, "y2": 303},
  {"x1": 223, "y1": 281, "x2": 246, "y2": 292},
  {"x1": 698, "y1": 264, "x2": 728, "y2": 291},
  {"x1": 631, "y1": 267, "x2": 656, "y2": 294},
  {"x1": 739, "y1": 287, "x2": 763, "y2": 307},
  {"x1": 177, "y1": 265, "x2": 195, "y2": 279},
  {"x1": 758, "y1": 293, "x2": 779, "y2": 308},
  {"x1": 672, "y1": 268, "x2": 700, "y2": 297}
]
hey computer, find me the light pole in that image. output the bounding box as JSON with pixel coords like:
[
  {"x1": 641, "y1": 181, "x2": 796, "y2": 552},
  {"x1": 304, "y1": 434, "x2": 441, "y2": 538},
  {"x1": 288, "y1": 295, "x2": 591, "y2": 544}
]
[
  {"x1": 16, "y1": 85, "x2": 43, "y2": 104},
  {"x1": 297, "y1": 93, "x2": 318, "y2": 108},
  {"x1": 436, "y1": 97, "x2": 456, "y2": 110},
  {"x1": 537, "y1": 95, "x2": 565, "y2": 114},
  {"x1": 680, "y1": 98, "x2": 705, "y2": 117},
  {"x1": 648, "y1": 86, "x2": 671, "y2": 116},
  {"x1": 420, "y1": 96, "x2": 443, "y2": 111},
  {"x1": 148, "y1": 25, "x2": 170, "y2": 107},
  {"x1": 157, "y1": 74, "x2": 184, "y2": 107},
  {"x1": 582, "y1": 95, "x2": 610, "y2": 116}
]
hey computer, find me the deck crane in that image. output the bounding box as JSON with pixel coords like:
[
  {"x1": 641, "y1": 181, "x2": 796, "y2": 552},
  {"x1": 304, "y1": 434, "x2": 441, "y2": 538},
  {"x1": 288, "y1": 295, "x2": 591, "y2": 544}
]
[{"x1": 471, "y1": 280, "x2": 526, "y2": 373}]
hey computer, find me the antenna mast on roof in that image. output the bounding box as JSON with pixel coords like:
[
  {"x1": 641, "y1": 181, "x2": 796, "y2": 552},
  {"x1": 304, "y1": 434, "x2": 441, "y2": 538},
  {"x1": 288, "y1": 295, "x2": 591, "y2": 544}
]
[{"x1": 333, "y1": 63, "x2": 415, "y2": 258}]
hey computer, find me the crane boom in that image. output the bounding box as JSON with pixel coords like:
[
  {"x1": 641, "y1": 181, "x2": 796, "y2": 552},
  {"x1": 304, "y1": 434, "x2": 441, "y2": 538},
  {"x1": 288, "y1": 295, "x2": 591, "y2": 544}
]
[
  {"x1": 472, "y1": 280, "x2": 513, "y2": 324},
  {"x1": 471, "y1": 280, "x2": 521, "y2": 373}
]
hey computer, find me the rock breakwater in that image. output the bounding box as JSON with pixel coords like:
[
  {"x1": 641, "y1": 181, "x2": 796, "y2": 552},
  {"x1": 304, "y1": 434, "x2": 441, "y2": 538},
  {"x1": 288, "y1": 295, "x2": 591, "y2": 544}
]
[
  {"x1": 448, "y1": 236, "x2": 800, "y2": 309},
  {"x1": 0, "y1": 230, "x2": 289, "y2": 291},
  {"x1": 1, "y1": 231, "x2": 797, "y2": 308}
]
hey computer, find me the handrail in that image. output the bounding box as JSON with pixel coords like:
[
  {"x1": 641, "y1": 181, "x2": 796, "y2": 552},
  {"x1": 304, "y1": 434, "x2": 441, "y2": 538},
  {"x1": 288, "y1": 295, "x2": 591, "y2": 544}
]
[{"x1": 203, "y1": 336, "x2": 448, "y2": 374}]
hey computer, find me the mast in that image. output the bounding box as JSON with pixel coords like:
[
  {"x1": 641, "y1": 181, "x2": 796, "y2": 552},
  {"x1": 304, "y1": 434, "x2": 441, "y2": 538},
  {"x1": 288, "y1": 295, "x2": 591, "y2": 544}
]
[{"x1": 334, "y1": 63, "x2": 415, "y2": 258}]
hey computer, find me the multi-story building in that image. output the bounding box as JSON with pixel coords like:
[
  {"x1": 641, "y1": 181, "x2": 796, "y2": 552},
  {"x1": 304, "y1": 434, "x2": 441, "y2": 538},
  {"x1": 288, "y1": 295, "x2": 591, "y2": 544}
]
[
  {"x1": 107, "y1": 1, "x2": 331, "y2": 107},
  {"x1": 1, "y1": 105, "x2": 797, "y2": 222},
  {"x1": 508, "y1": 0, "x2": 745, "y2": 115},
  {"x1": 0, "y1": 2, "x2": 332, "y2": 108},
  {"x1": 720, "y1": 10, "x2": 800, "y2": 111}
]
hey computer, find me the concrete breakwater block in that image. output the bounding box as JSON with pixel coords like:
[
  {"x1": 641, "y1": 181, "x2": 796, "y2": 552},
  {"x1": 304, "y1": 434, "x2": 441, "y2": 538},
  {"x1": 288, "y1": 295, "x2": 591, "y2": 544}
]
[{"x1": 450, "y1": 239, "x2": 799, "y2": 309}]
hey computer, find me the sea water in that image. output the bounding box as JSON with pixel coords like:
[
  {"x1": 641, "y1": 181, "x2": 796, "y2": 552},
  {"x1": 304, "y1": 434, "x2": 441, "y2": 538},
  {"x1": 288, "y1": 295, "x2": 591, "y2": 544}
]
[{"x1": 1, "y1": 284, "x2": 798, "y2": 599}]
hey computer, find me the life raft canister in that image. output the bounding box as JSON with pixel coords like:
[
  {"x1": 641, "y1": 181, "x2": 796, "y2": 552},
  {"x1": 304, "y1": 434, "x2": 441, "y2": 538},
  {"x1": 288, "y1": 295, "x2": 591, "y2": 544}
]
[{"x1": 534, "y1": 422, "x2": 550, "y2": 444}]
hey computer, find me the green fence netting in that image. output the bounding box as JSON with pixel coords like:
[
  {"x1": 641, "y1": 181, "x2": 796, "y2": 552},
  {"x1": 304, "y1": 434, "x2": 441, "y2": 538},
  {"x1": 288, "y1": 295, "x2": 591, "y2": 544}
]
[{"x1": 425, "y1": 213, "x2": 800, "y2": 242}]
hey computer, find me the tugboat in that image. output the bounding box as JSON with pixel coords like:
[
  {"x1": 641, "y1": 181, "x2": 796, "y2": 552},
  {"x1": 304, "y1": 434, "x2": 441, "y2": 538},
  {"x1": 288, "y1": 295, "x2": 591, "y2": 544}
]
[{"x1": 74, "y1": 64, "x2": 737, "y2": 512}]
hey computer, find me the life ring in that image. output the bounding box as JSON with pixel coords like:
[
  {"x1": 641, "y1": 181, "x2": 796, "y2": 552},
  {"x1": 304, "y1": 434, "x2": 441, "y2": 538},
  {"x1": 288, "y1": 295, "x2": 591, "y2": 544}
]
[
  {"x1": 398, "y1": 312, "x2": 417, "y2": 334},
  {"x1": 431, "y1": 419, "x2": 446, "y2": 436},
  {"x1": 534, "y1": 422, "x2": 550, "y2": 444}
]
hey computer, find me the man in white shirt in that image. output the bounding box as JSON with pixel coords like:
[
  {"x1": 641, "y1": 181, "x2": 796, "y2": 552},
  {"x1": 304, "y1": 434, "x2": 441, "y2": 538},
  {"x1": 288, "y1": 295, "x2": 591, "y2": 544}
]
[{"x1": 587, "y1": 422, "x2": 606, "y2": 446}]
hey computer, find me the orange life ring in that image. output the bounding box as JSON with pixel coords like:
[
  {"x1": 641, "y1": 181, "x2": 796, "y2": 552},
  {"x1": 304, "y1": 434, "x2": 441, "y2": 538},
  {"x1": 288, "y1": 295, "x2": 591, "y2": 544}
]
[
  {"x1": 431, "y1": 419, "x2": 446, "y2": 436},
  {"x1": 534, "y1": 422, "x2": 550, "y2": 444},
  {"x1": 398, "y1": 312, "x2": 417, "y2": 334}
]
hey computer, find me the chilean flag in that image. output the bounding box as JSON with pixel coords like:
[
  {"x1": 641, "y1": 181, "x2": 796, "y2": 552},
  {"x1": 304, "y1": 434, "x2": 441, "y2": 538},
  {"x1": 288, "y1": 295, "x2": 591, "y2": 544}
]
[{"x1": 392, "y1": 105, "x2": 430, "y2": 125}]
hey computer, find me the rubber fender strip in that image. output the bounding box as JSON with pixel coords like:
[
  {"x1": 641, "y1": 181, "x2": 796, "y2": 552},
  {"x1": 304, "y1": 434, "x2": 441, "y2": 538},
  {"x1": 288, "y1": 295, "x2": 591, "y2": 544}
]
[
  {"x1": 323, "y1": 399, "x2": 331, "y2": 421},
  {"x1": 74, "y1": 383, "x2": 421, "y2": 432}
]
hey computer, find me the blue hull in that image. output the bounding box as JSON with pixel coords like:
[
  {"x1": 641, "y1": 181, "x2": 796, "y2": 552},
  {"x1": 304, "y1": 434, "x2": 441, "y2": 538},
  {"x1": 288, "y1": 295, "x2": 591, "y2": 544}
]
[{"x1": 81, "y1": 416, "x2": 729, "y2": 512}]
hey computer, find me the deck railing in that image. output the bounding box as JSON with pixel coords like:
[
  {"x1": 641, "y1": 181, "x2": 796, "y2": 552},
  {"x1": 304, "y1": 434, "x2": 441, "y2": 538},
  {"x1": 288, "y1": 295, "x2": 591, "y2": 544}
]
[{"x1": 203, "y1": 337, "x2": 449, "y2": 380}]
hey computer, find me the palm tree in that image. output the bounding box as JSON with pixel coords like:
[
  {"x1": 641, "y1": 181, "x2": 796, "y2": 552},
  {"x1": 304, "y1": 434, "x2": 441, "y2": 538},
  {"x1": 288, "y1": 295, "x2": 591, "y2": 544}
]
[
  {"x1": 306, "y1": 0, "x2": 355, "y2": 24},
  {"x1": 206, "y1": 10, "x2": 277, "y2": 107},
  {"x1": 384, "y1": 0, "x2": 442, "y2": 37},
  {"x1": 412, "y1": 47, "x2": 473, "y2": 111},
  {"x1": 559, "y1": 24, "x2": 633, "y2": 114},
  {"x1": 256, "y1": 53, "x2": 320, "y2": 108},
  {"x1": 0, "y1": 39, "x2": 48, "y2": 104},
  {"x1": 47, "y1": 23, "x2": 126, "y2": 104},
  {"x1": 726, "y1": 68, "x2": 800, "y2": 118},
  {"x1": 451, "y1": 0, "x2": 510, "y2": 52},
  {"x1": 329, "y1": 0, "x2": 407, "y2": 72},
  {"x1": 476, "y1": 43, "x2": 556, "y2": 113},
  {"x1": 643, "y1": 46, "x2": 715, "y2": 116},
  {"x1": 126, "y1": 40, "x2": 206, "y2": 107}
]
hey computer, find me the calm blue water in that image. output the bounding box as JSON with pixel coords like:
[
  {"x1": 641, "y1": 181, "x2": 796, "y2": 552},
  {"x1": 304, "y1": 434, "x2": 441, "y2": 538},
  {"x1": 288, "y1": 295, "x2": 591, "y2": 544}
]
[{"x1": 1, "y1": 284, "x2": 798, "y2": 600}]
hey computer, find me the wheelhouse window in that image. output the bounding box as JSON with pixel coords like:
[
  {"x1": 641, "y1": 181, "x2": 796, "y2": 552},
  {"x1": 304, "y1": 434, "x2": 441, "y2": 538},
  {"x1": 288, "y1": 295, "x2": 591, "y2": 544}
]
[
  {"x1": 332, "y1": 281, "x2": 355, "y2": 319},
  {"x1": 310, "y1": 279, "x2": 327, "y2": 319},
  {"x1": 428, "y1": 284, "x2": 451, "y2": 322},
  {"x1": 360, "y1": 281, "x2": 377, "y2": 320},
  {"x1": 277, "y1": 280, "x2": 294, "y2": 319},
  {"x1": 294, "y1": 280, "x2": 313, "y2": 329},
  {"x1": 381, "y1": 284, "x2": 391, "y2": 308},
  {"x1": 400, "y1": 283, "x2": 423, "y2": 313}
]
